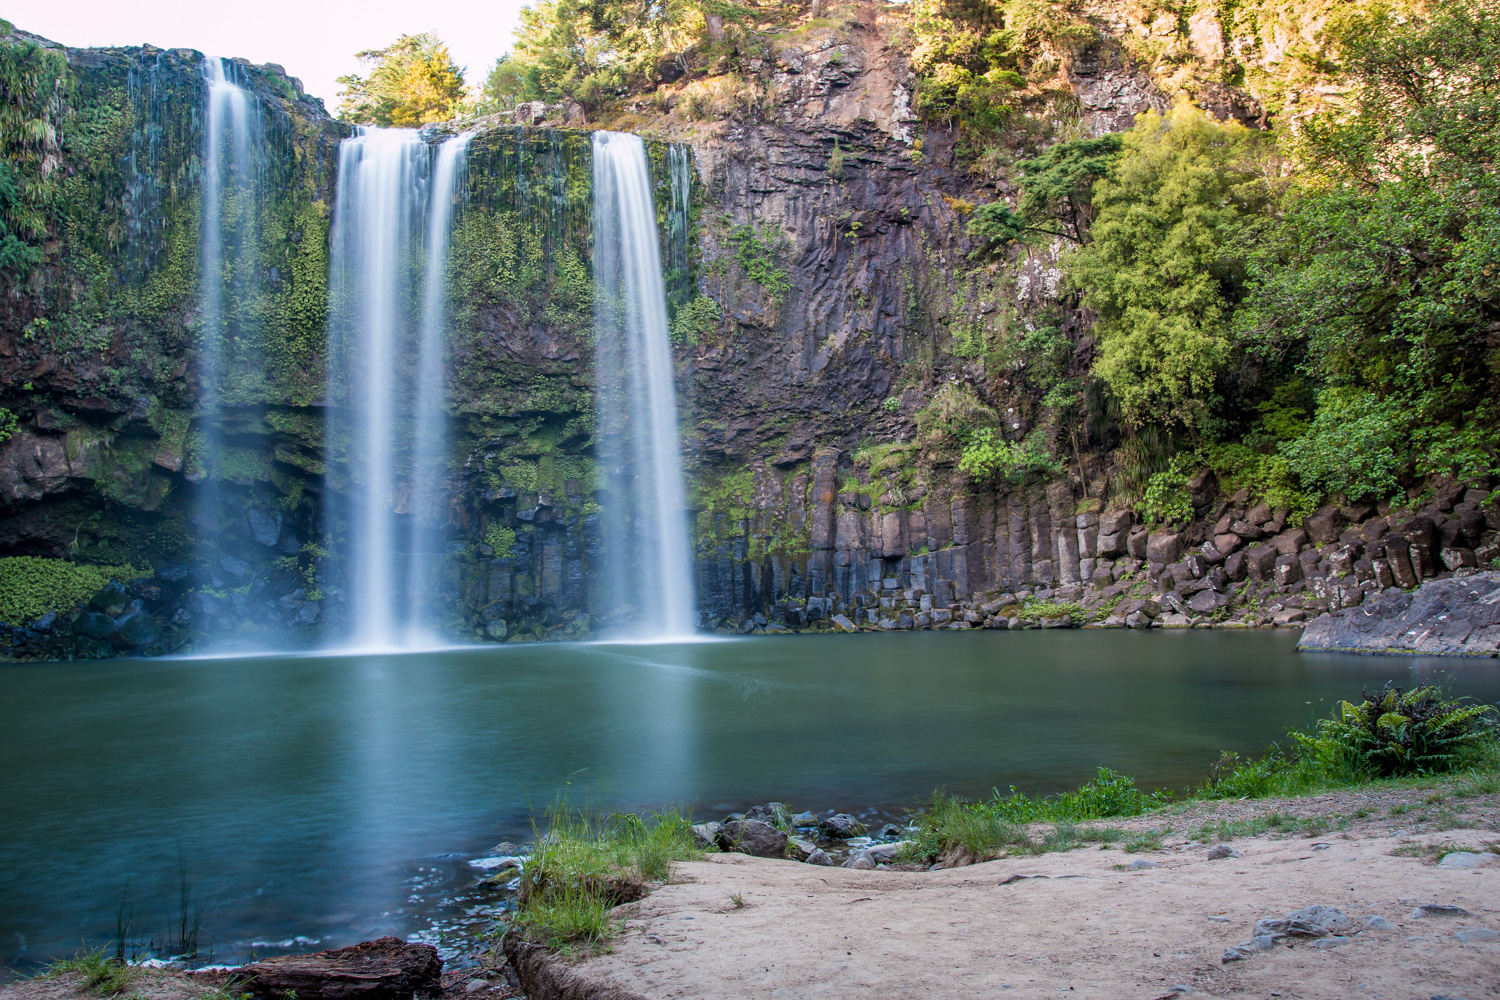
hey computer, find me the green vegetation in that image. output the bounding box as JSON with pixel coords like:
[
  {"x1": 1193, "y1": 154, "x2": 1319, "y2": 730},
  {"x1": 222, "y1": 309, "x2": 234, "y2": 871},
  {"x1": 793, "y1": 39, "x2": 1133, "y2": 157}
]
[
  {"x1": 512, "y1": 806, "x2": 703, "y2": 949},
  {"x1": 482, "y1": 0, "x2": 785, "y2": 115},
  {"x1": 908, "y1": 0, "x2": 1094, "y2": 139},
  {"x1": 909, "y1": 685, "x2": 1498, "y2": 862},
  {"x1": 725, "y1": 221, "x2": 791, "y2": 300},
  {"x1": 336, "y1": 33, "x2": 470, "y2": 126},
  {"x1": 0, "y1": 557, "x2": 144, "y2": 626},
  {"x1": 952, "y1": 0, "x2": 1500, "y2": 512},
  {"x1": 958, "y1": 427, "x2": 1059, "y2": 483},
  {"x1": 38, "y1": 946, "x2": 137, "y2": 995},
  {"x1": 1068, "y1": 104, "x2": 1282, "y2": 430}
]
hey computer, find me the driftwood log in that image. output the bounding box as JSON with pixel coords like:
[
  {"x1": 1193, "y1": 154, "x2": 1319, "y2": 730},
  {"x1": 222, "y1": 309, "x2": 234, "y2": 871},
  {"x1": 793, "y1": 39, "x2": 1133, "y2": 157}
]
[{"x1": 237, "y1": 937, "x2": 442, "y2": 1000}]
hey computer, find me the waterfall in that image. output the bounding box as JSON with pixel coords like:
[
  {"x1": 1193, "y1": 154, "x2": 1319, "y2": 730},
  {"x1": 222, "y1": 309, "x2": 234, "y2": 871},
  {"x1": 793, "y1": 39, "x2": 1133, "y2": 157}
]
[
  {"x1": 326, "y1": 128, "x2": 469, "y2": 651},
  {"x1": 406, "y1": 133, "x2": 472, "y2": 640},
  {"x1": 593, "y1": 131, "x2": 697, "y2": 640},
  {"x1": 195, "y1": 57, "x2": 257, "y2": 582}
]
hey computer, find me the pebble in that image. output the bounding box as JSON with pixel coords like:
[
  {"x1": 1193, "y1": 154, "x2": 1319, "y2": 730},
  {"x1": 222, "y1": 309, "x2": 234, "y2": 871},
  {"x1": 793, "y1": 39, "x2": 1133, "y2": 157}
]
[
  {"x1": 464, "y1": 980, "x2": 487, "y2": 993},
  {"x1": 1221, "y1": 935, "x2": 1275, "y2": 963},
  {"x1": 1454, "y1": 928, "x2": 1500, "y2": 943},
  {"x1": 1127, "y1": 859, "x2": 1160, "y2": 870},
  {"x1": 805, "y1": 848, "x2": 834, "y2": 866},
  {"x1": 1311, "y1": 935, "x2": 1350, "y2": 949},
  {"x1": 1411, "y1": 904, "x2": 1474, "y2": 919},
  {"x1": 842, "y1": 852, "x2": 877, "y2": 870},
  {"x1": 1437, "y1": 851, "x2": 1489, "y2": 869},
  {"x1": 1206, "y1": 845, "x2": 1242, "y2": 860},
  {"x1": 1360, "y1": 915, "x2": 1397, "y2": 933}
]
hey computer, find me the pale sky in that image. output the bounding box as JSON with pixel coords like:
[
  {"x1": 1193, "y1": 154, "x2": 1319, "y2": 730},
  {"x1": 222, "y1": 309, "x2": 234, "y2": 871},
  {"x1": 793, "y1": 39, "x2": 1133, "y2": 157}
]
[{"x1": 10, "y1": 0, "x2": 528, "y2": 110}]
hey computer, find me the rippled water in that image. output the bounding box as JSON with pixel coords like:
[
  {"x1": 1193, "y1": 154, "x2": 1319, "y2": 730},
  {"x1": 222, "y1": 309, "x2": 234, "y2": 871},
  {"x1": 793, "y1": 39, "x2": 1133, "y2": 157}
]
[{"x1": 3, "y1": 631, "x2": 1496, "y2": 969}]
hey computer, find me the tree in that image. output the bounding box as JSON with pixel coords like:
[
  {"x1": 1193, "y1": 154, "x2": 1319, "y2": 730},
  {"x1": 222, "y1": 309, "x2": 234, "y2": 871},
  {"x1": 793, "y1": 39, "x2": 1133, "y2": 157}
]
[
  {"x1": 1236, "y1": 0, "x2": 1500, "y2": 483},
  {"x1": 337, "y1": 33, "x2": 469, "y2": 127},
  {"x1": 967, "y1": 133, "x2": 1122, "y2": 257},
  {"x1": 1067, "y1": 104, "x2": 1282, "y2": 429}
]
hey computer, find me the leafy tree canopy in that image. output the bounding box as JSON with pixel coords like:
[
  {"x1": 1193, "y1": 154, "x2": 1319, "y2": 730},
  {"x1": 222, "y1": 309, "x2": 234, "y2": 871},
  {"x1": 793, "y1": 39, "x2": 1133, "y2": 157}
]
[
  {"x1": 337, "y1": 33, "x2": 470, "y2": 127},
  {"x1": 1066, "y1": 103, "x2": 1282, "y2": 430}
]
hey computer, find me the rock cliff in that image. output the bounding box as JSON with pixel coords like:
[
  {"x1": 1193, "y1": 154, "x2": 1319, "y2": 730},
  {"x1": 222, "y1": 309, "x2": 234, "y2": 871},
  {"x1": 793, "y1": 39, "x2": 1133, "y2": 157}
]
[{"x1": 2, "y1": 6, "x2": 1497, "y2": 656}]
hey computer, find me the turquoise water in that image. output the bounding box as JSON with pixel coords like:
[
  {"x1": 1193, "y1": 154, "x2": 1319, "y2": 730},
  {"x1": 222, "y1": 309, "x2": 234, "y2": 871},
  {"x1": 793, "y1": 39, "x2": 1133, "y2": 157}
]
[{"x1": 2, "y1": 631, "x2": 1495, "y2": 967}]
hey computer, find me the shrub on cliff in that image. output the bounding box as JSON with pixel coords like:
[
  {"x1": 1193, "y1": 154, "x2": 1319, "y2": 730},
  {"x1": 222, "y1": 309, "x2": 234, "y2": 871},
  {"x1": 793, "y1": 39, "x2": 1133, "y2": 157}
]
[{"x1": 0, "y1": 557, "x2": 144, "y2": 626}]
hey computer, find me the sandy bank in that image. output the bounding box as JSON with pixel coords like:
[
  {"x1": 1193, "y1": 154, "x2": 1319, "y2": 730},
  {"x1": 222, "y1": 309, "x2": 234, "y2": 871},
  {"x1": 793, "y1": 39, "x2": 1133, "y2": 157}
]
[{"x1": 514, "y1": 824, "x2": 1500, "y2": 999}]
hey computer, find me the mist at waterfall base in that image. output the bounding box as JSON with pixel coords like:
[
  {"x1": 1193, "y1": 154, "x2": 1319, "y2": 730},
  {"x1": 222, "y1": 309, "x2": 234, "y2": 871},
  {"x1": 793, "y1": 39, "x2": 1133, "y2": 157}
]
[
  {"x1": 4, "y1": 632, "x2": 1498, "y2": 969},
  {"x1": 593, "y1": 131, "x2": 698, "y2": 641},
  {"x1": 324, "y1": 128, "x2": 471, "y2": 652}
]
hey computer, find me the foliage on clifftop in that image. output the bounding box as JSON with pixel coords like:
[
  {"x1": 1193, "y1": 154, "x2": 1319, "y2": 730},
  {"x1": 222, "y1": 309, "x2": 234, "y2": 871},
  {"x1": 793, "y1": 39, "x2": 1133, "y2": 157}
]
[
  {"x1": 959, "y1": 0, "x2": 1500, "y2": 513},
  {"x1": 336, "y1": 33, "x2": 471, "y2": 126}
]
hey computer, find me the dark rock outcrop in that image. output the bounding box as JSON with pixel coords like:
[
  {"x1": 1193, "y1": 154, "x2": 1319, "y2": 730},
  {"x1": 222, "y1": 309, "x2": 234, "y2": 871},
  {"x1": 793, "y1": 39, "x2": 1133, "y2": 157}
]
[
  {"x1": 716, "y1": 819, "x2": 788, "y2": 858},
  {"x1": 1297, "y1": 572, "x2": 1500, "y2": 656},
  {"x1": 236, "y1": 937, "x2": 441, "y2": 1000}
]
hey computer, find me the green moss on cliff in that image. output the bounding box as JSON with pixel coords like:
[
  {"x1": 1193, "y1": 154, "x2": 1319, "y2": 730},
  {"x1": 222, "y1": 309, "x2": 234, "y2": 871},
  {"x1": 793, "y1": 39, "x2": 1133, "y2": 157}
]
[{"x1": 0, "y1": 556, "x2": 145, "y2": 625}]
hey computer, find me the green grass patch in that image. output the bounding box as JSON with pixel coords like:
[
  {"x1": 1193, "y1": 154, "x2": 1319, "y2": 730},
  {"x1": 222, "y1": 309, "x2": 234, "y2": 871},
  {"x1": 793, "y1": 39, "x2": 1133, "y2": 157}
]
[
  {"x1": 905, "y1": 685, "x2": 1499, "y2": 864},
  {"x1": 512, "y1": 806, "x2": 703, "y2": 951},
  {"x1": 38, "y1": 946, "x2": 136, "y2": 995}
]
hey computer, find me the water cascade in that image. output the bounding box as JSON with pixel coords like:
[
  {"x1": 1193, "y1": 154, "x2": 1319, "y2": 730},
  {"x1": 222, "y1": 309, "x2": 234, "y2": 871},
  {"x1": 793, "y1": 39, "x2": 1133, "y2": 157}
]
[
  {"x1": 592, "y1": 131, "x2": 697, "y2": 639},
  {"x1": 195, "y1": 57, "x2": 258, "y2": 574},
  {"x1": 406, "y1": 133, "x2": 472, "y2": 630},
  {"x1": 326, "y1": 129, "x2": 470, "y2": 650}
]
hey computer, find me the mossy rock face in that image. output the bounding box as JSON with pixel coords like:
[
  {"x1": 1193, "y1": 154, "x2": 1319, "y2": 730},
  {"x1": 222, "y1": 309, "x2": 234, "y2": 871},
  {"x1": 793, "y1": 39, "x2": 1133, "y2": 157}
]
[{"x1": 0, "y1": 556, "x2": 144, "y2": 626}]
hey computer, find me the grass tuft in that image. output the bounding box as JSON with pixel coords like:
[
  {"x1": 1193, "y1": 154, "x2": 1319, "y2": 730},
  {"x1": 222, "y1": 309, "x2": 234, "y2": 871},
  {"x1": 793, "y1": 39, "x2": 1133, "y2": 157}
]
[
  {"x1": 39, "y1": 946, "x2": 137, "y2": 995},
  {"x1": 512, "y1": 806, "x2": 703, "y2": 950}
]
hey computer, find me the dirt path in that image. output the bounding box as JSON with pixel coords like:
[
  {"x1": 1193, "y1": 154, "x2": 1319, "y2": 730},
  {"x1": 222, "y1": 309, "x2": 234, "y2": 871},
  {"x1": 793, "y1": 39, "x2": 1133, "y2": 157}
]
[{"x1": 530, "y1": 826, "x2": 1500, "y2": 999}]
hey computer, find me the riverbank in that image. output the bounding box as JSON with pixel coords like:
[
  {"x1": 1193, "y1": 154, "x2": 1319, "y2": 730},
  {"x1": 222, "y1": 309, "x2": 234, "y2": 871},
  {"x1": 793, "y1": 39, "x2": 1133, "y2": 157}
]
[{"x1": 509, "y1": 786, "x2": 1500, "y2": 1000}]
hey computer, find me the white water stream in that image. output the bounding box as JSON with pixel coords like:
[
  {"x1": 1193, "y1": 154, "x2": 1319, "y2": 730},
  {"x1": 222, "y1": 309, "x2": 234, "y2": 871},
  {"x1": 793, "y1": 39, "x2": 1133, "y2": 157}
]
[
  {"x1": 593, "y1": 131, "x2": 697, "y2": 639},
  {"x1": 195, "y1": 57, "x2": 253, "y2": 492},
  {"x1": 327, "y1": 128, "x2": 470, "y2": 650}
]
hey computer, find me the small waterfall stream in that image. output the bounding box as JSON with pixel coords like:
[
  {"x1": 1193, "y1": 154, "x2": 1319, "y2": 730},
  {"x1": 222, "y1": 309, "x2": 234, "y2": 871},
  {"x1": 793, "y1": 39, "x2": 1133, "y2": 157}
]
[
  {"x1": 326, "y1": 128, "x2": 470, "y2": 650},
  {"x1": 593, "y1": 131, "x2": 697, "y2": 639},
  {"x1": 195, "y1": 58, "x2": 258, "y2": 601}
]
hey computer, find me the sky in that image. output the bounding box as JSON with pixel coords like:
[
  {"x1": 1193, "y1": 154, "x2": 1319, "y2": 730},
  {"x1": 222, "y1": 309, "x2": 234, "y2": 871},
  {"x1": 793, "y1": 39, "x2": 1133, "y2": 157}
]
[{"x1": 10, "y1": 0, "x2": 528, "y2": 110}]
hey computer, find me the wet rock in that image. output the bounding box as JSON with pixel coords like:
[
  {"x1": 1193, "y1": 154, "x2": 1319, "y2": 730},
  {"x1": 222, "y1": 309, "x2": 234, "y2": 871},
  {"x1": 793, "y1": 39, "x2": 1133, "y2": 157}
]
[
  {"x1": 1299, "y1": 572, "x2": 1500, "y2": 656},
  {"x1": 743, "y1": 802, "x2": 790, "y2": 826},
  {"x1": 716, "y1": 819, "x2": 787, "y2": 858},
  {"x1": 790, "y1": 810, "x2": 818, "y2": 827},
  {"x1": 830, "y1": 613, "x2": 857, "y2": 632},
  {"x1": 865, "y1": 841, "x2": 911, "y2": 863},
  {"x1": 238, "y1": 936, "x2": 441, "y2": 1000},
  {"x1": 818, "y1": 813, "x2": 866, "y2": 839},
  {"x1": 785, "y1": 837, "x2": 817, "y2": 861},
  {"x1": 111, "y1": 610, "x2": 159, "y2": 648},
  {"x1": 1206, "y1": 844, "x2": 1242, "y2": 860}
]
